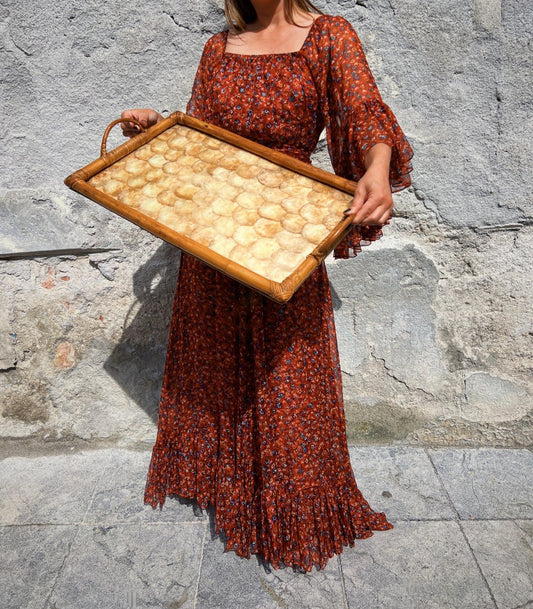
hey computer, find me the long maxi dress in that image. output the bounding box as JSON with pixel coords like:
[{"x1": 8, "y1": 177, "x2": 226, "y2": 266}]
[{"x1": 144, "y1": 14, "x2": 414, "y2": 571}]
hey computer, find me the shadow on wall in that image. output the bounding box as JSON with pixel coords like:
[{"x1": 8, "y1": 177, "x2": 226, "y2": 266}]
[{"x1": 104, "y1": 242, "x2": 181, "y2": 423}]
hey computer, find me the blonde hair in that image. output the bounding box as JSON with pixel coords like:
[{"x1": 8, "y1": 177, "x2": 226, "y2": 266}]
[{"x1": 224, "y1": 0, "x2": 323, "y2": 32}]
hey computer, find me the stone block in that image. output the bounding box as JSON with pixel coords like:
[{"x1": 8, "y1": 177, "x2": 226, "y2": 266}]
[
  {"x1": 330, "y1": 298, "x2": 366, "y2": 375},
  {"x1": 474, "y1": 0, "x2": 502, "y2": 31},
  {"x1": 0, "y1": 291, "x2": 16, "y2": 371},
  {"x1": 49, "y1": 522, "x2": 205, "y2": 609},
  {"x1": 330, "y1": 246, "x2": 446, "y2": 394},
  {"x1": 349, "y1": 446, "x2": 456, "y2": 521},
  {"x1": 428, "y1": 448, "x2": 533, "y2": 519},
  {"x1": 341, "y1": 521, "x2": 495, "y2": 609},
  {"x1": 196, "y1": 531, "x2": 345, "y2": 609},
  {"x1": 0, "y1": 452, "x2": 110, "y2": 525},
  {"x1": 84, "y1": 449, "x2": 206, "y2": 524},
  {"x1": 0, "y1": 525, "x2": 78, "y2": 609},
  {"x1": 462, "y1": 520, "x2": 533, "y2": 609},
  {"x1": 463, "y1": 372, "x2": 531, "y2": 422}
]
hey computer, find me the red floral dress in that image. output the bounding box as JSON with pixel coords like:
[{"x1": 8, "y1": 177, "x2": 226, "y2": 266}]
[{"x1": 144, "y1": 14, "x2": 413, "y2": 571}]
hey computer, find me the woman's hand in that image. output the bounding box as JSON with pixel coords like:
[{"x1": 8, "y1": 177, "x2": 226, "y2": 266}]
[
  {"x1": 120, "y1": 108, "x2": 163, "y2": 138},
  {"x1": 344, "y1": 143, "x2": 393, "y2": 225}
]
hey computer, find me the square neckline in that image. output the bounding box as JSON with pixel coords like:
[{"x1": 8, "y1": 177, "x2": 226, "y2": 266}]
[{"x1": 222, "y1": 14, "x2": 325, "y2": 58}]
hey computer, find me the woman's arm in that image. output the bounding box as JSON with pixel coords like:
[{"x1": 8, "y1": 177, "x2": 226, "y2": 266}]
[
  {"x1": 345, "y1": 143, "x2": 394, "y2": 226},
  {"x1": 319, "y1": 17, "x2": 412, "y2": 234}
]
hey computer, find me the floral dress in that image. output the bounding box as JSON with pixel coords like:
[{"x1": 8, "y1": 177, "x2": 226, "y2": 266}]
[{"x1": 144, "y1": 14, "x2": 413, "y2": 571}]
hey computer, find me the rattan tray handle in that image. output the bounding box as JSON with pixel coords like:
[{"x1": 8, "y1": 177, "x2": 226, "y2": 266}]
[{"x1": 100, "y1": 118, "x2": 145, "y2": 157}]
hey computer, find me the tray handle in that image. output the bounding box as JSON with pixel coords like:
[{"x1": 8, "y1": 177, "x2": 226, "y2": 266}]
[{"x1": 100, "y1": 118, "x2": 145, "y2": 157}]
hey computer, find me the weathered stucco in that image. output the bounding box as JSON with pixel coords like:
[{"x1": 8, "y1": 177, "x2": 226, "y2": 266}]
[{"x1": 1, "y1": 0, "x2": 531, "y2": 451}]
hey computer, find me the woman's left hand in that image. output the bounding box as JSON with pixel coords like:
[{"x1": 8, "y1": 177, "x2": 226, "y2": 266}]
[{"x1": 344, "y1": 143, "x2": 393, "y2": 226}]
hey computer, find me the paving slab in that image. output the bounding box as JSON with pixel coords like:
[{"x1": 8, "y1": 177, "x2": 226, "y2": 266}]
[
  {"x1": 428, "y1": 448, "x2": 533, "y2": 519},
  {"x1": 0, "y1": 452, "x2": 110, "y2": 525},
  {"x1": 349, "y1": 446, "x2": 455, "y2": 520},
  {"x1": 84, "y1": 449, "x2": 206, "y2": 524},
  {"x1": 461, "y1": 520, "x2": 533, "y2": 609},
  {"x1": 0, "y1": 524, "x2": 78, "y2": 609},
  {"x1": 340, "y1": 520, "x2": 496, "y2": 609},
  {"x1": 48, "y1": 522, "x2": 205, "y2": 609},
  {"x1": 196, "y1": 529, "x2": 345, "y2": 609}
]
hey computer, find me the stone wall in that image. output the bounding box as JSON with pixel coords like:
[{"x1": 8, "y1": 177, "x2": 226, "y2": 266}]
[{"x1": 1, "y1": 0, "x2": 531, "y2": 453}]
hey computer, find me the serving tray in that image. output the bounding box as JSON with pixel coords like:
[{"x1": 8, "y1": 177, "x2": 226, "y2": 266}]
[{"x1": 65, "y1": 112, "x2": 356, "y2": 303}]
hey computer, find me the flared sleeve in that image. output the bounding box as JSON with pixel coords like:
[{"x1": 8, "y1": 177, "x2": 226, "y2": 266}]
[{"x1": 312, "y1": 16, "x2": 414, "y2": 258}]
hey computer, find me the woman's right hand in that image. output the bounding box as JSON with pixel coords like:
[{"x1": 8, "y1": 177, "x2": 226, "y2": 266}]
[{"x1": 120, "y1": 108, "x2": 163, "y2": 137}]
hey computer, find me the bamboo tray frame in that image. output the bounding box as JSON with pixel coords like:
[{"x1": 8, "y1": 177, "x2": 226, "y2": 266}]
[{"x1": 65, "y1": 112, "x2": 356, "y2": 303}]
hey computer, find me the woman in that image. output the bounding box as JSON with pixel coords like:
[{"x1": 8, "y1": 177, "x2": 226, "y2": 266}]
[{"x1": 122, "y1": 0, "x2": 413, "y2": 571}]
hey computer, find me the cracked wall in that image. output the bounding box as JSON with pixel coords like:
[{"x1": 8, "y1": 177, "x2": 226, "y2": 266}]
[{"x1": 1, "y1": 0, "x2": 531, "y2": 450}]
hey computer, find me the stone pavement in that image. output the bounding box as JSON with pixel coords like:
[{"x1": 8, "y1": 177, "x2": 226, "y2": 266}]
[{"x1": 0, "y1": 446, "x2": 531, "y2": 609}]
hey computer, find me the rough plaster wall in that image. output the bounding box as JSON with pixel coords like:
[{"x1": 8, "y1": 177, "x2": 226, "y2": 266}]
[{"x1": 0, "y1": 0, "x2": 531, "y2": 452}]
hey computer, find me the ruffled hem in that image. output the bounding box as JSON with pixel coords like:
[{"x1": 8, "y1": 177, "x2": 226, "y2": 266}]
[
  {"x1": 144, "y1": 443, "x2": 393, "y2": 572},
  {"x1": 235, "y1": 483, "x2": 393, "y2": 572},
  {"x1": 144, "y1": 439, "x2": 216, "y2": 511}
]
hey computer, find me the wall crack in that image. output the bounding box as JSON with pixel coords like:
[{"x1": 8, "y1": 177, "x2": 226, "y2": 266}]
[{"x1": 370, "y1": 352, "x2": 437, "y2": 398}]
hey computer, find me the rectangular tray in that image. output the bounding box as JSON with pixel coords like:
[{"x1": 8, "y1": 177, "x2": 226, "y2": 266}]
[{"x1": 65, "y1": 112, "x2": 356, "y2": 303}]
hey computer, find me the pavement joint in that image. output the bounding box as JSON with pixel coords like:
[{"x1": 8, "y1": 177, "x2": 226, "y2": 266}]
[
  {"x1": 336, "y1": 554, "x2": 350, "y2": 609},
  {"x1": 193, "y1": 522, "x2": 209, "y2": 609},
  {"x1": 425, "y1": 448, "x2": 504, "y2": 608},
  {"x1": 42, "y1": 525, "x2": 81, "y2": 609},
  {"x1": 425, "y1": 447, "x2": 462, "y2": 519},
  {"x1": 80, "y1": 462, "x2": 109, "y2": 526},
  {"x1": 457, "y1": 520, "x2": 500, "y2": 609}
]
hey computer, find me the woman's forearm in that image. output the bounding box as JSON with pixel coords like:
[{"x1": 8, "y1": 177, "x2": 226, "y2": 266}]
[
  {"x1": 364, "y1": 143, "x2": 392, "y2": 176},
  {"x1": 345, "y1": 143, "x2": 394, "y2": 225}
]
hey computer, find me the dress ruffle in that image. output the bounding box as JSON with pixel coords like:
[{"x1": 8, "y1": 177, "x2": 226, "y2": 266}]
[
  {"x1": 233, "y1": 481, "x2": 392, "y2": 572},
  {"x1": 145, "y1": 439, "x2": 393, "y2": 572},
  {"x1": 345, "y1": 99, "x2": 414, "y2": 193},
  {"x1": 329, "y1": 98, "x2": 413, "y2": 258},
  {"x1": 331, "y1": 99, "x2": 412, "y2": 258},
  {"x1": 333, "y1": 223, "x2": 386, "y2": 259}
]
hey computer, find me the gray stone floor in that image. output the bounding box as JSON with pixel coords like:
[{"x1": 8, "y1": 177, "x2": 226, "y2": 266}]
[{"x1": 0, "y1": 446, "x2": 531, "y2": 609}]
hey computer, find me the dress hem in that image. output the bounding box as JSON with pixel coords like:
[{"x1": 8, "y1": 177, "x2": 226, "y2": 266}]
[{"x1": 144, "y1": 476, "x2": 393, "y2": 572}]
